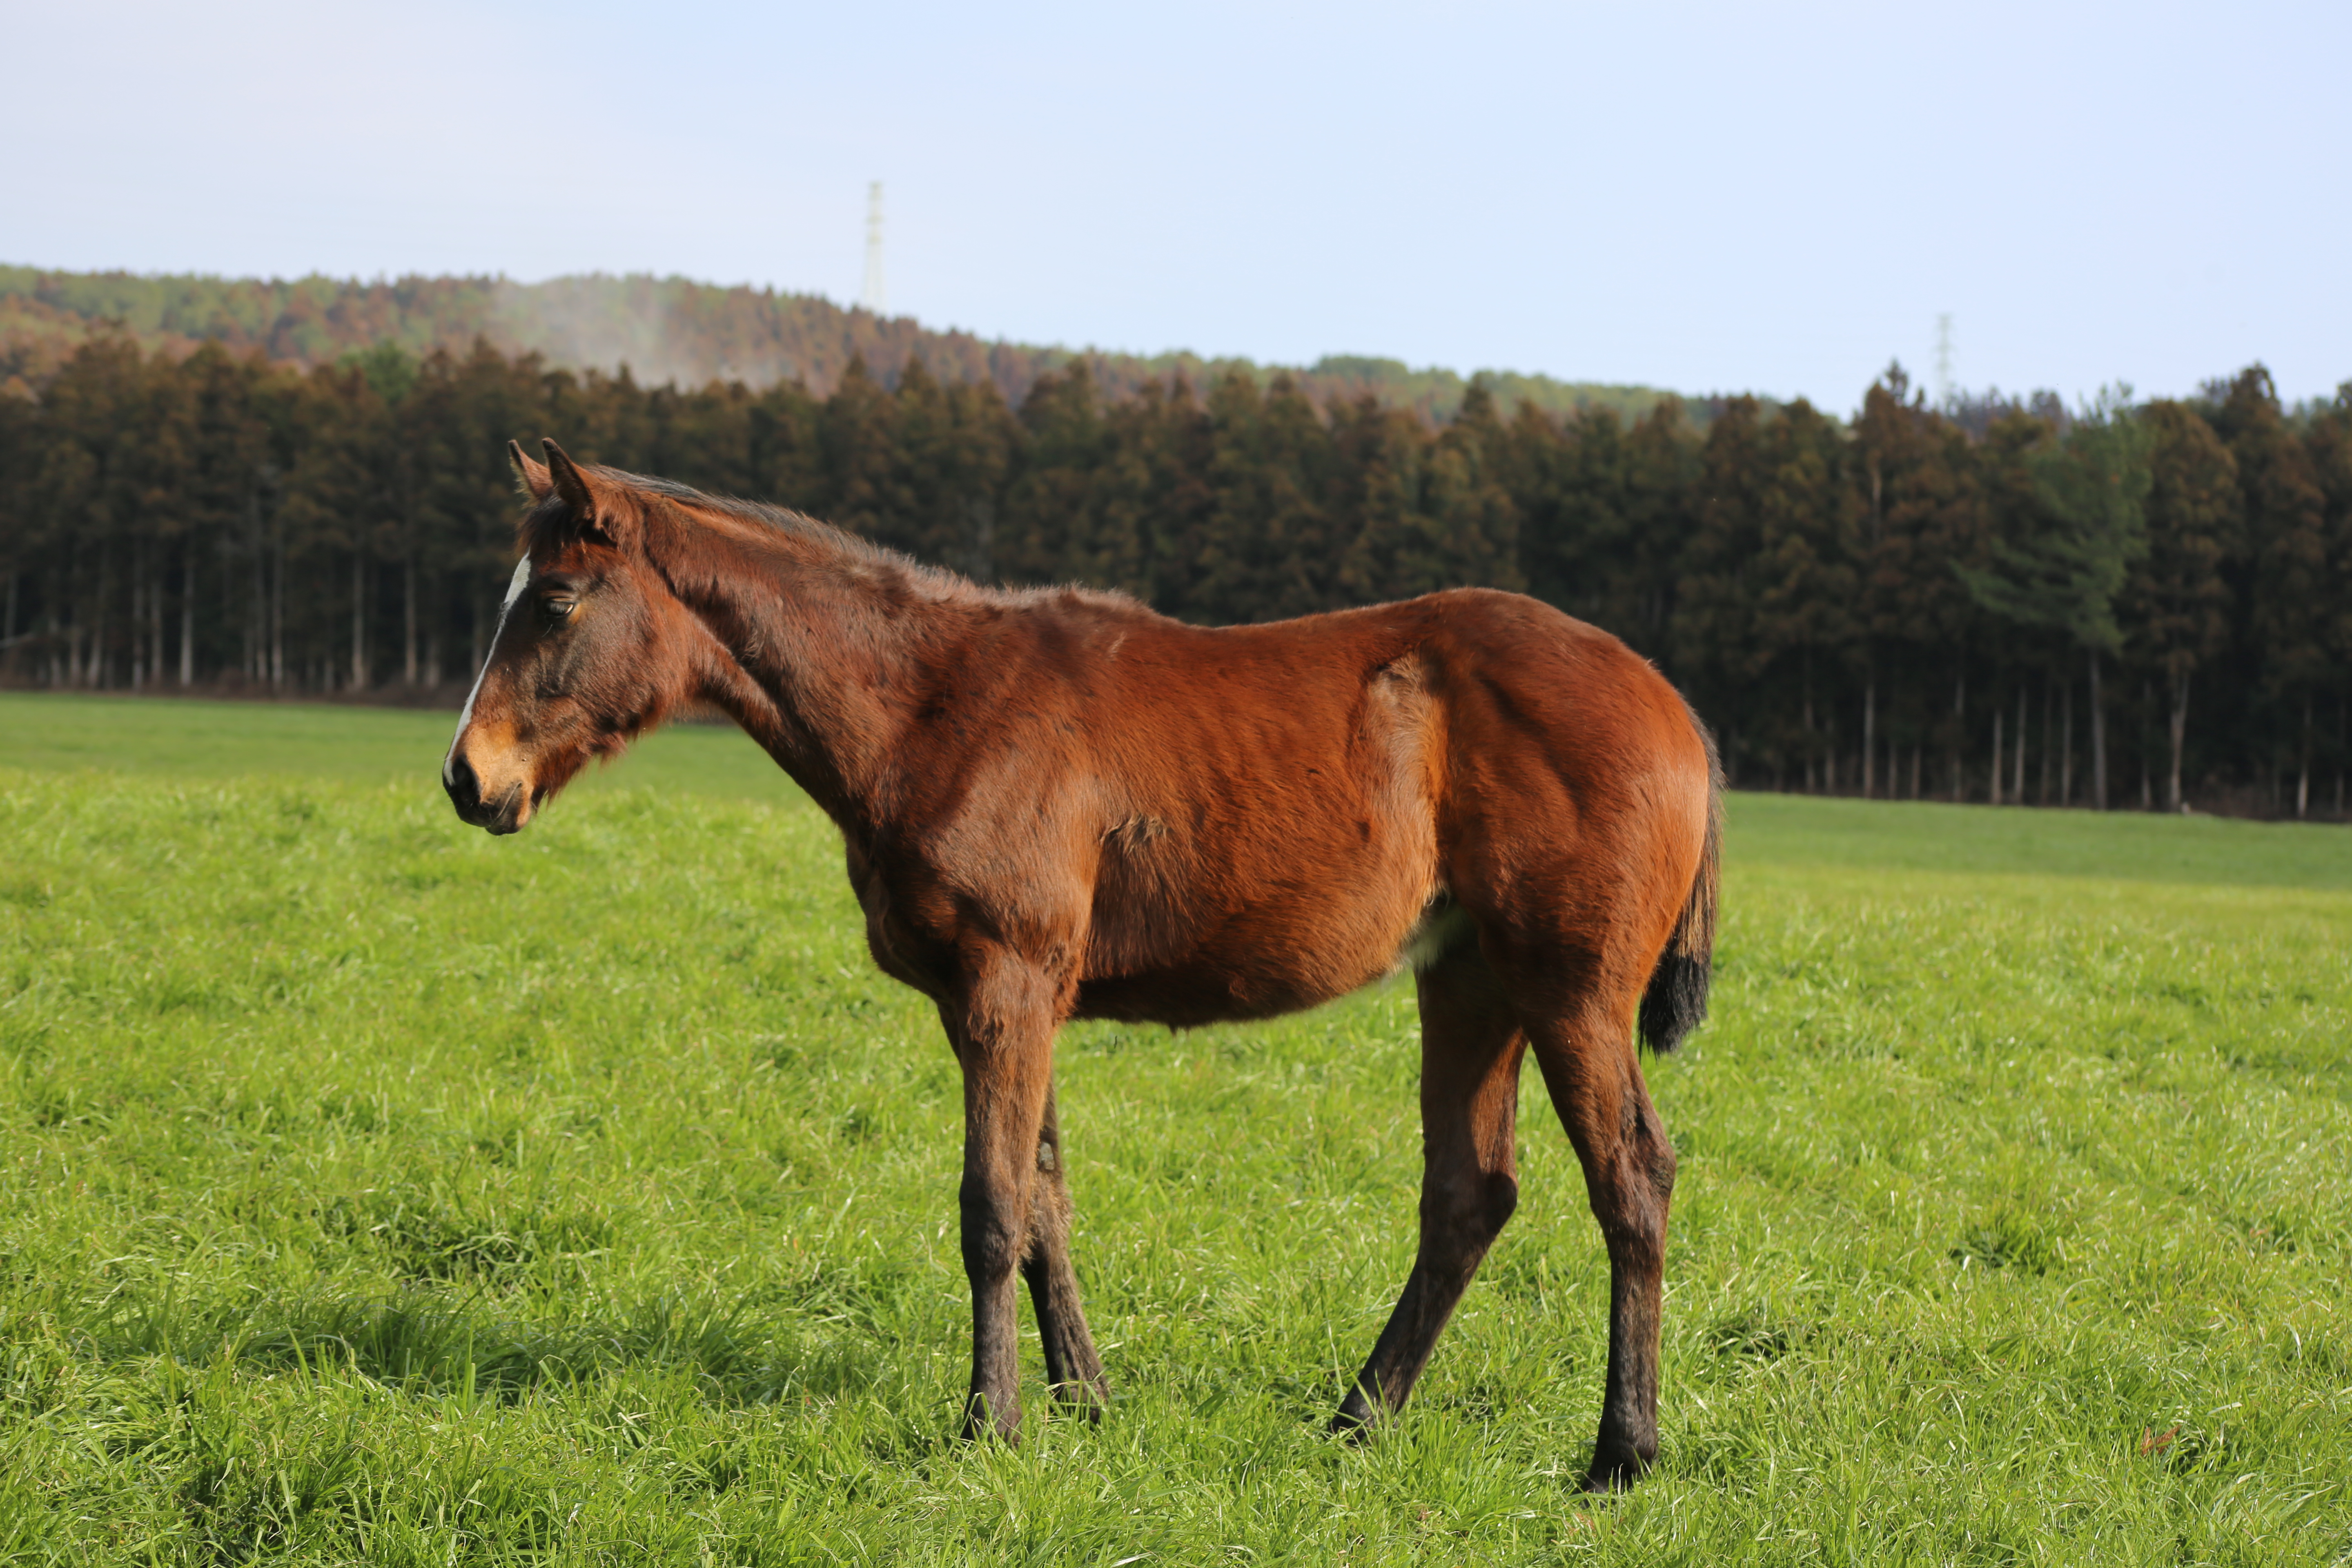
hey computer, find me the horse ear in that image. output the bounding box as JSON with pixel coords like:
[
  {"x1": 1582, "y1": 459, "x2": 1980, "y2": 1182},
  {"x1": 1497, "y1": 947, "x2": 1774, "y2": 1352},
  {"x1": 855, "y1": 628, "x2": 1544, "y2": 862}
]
[
  {"x1": 540, "y1": 439, "x2": 635, "y2": 550},
  {"x1": 508, "y1": 439, "x2": 553, "y2": 500},
  {"x1": 542, "y1": 439, "x2": 595, "y2": 516}
]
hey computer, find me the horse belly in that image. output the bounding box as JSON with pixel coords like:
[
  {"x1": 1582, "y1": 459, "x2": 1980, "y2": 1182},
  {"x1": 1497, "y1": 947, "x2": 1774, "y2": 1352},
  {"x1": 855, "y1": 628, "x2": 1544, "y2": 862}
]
[
  {"x1": 1076, "y1": 639, "x2": 1446, "y2": 1026},
  {"x1": 1076, "y1": 808, "x2": 1438, "y2": 1027}
]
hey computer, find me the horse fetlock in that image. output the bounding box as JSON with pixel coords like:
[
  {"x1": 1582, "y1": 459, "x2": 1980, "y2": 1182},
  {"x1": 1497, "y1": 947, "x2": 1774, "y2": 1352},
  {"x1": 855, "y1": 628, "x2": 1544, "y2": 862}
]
[
  {"x1": 961, "y1": 1386, "x2": 1023, "y2": 1443},
  {"x1": 1047, "y1": 1359, "x2": 1110, "y2": 1418},
  {"x1": 1580, "y1": 1448, "x2": 1653, "y2": 1494},
  {"x1": 1329, "y1": 1386, "x2": 1387, "y2": 1439}
]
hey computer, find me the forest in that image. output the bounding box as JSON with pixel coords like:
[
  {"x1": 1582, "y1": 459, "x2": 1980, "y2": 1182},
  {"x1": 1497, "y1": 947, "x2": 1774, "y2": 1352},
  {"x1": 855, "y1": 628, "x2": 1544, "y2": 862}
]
[{"x1": 1, "y1": 331, "x2": 2347, "y2": 818}]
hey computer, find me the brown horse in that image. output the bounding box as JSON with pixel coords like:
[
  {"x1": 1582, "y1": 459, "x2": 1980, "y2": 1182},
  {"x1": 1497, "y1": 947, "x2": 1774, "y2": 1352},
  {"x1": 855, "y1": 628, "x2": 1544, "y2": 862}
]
[{"x1": 444, "y1": 440, "x2": 1719, "y2": 1490}]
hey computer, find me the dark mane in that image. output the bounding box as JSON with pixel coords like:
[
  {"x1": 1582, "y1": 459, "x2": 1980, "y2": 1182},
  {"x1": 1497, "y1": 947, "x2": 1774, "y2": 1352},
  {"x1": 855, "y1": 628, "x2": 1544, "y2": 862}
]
[{"x1": 523, "y1": 463, "x2": 1145, "y2": 617}]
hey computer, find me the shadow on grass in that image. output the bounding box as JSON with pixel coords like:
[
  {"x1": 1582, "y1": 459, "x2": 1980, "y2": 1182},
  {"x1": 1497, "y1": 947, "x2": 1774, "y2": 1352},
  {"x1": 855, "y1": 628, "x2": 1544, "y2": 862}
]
[{"x1": 95, "y1": 1278, "x2": 920, "y2": 1413}]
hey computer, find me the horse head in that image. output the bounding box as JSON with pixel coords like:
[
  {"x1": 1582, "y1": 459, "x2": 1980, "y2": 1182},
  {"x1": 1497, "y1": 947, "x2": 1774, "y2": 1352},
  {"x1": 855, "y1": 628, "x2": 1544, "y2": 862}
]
[{"x1": 442, "y1": 440, "x2": 703, "y2": 833}]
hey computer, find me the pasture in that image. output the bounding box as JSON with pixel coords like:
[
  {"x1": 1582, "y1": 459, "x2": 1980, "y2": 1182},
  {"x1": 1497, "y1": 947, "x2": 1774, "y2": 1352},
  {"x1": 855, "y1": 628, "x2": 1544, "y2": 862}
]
[{"x1": 1, "y1": 691, "x2": 2347, "y2": 1565}]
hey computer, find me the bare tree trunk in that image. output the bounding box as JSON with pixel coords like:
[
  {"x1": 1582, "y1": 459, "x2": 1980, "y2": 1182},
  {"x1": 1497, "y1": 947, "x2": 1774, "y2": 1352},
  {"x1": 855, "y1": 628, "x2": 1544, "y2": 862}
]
[
  {"x1": 151, "y1": 557, "x2": 165, "y2": 689},
  {"x1": 1802, "y1": 650, "x2": 1816, "y2": 794},
  {"x1": 2088, "y1": 648, "x2": 2108, "y2": 810},
  {"x1": 1951, "y1": 669, "x2": 1966, "y2": 800},
  {"x1": 351, "y1": 553, "x2": 368, "y2": 693},
  {"x1": 2298, "y1": 698, "x2": 2312, "y2": 820},
  {"x1": 130, "y1": 554, "x2": 145, "y2": 691},
  {"x1": 90, "y1": 551, "x2": 109, "y2": 688},
  {"x1": 1991, "y1": 707, "x2": 2004, "y2": 806},
  {"x1": 1862, "y1": 675, "x2": 1876, "y2": 798},
  {"x1": 2014, "y1": 685, "x2": 2028, "y2": 805},
  {"x1": 2038, "y1": 678, "x2": 2052, "y2": 804},
  {"x1": 245, "y1": 495, "x2": 262, "y2": 682},
  {"x1": 2167, "y1": 669, "x2": 2189, "y2": 813},
  {"x1": 2060, "y1": 677, "x2": 2074, "y2": 806},
  {"x1": 403, "y1": 556, "x2": 418, "y2": 687},
  {"x1": 1910, "y1": 744, "x2": 1921, "y2": 800},
  {"x1": 270, "y1": 535, "x2": 285, "y2": 690},
  {"x1": 179, "y1": 542, "x2": 195, "y2": 686}
]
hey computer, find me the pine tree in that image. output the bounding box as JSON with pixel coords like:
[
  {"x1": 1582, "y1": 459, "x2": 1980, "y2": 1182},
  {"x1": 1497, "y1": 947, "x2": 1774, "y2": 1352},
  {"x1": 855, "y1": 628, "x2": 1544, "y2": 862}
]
[
  {"x1": 1336, "y1": 383, "x2": 1521, "y2": 604},
  {"x1": 1191, "y1": 372, "x2": 1338, "y2": 623},
  {"x1": 2306, "y1": 385, "x2": 2352, "y2": 813},
  {"x1": 1673, "y1": 397, "x2": 1780, "y2": 784},
  {"x1": 1852, "y1": 365, "x2": 1984, "y2": 798},
  {"x1": 2123, "y1": 400, "x2": 2239, "y2": 809},
  {"x1": 1962, "y1": 390, "x2": 2152, "y2": 808},
  {"x1": 2209, "y1": 365, "x2": 2331, "y2": 814}
]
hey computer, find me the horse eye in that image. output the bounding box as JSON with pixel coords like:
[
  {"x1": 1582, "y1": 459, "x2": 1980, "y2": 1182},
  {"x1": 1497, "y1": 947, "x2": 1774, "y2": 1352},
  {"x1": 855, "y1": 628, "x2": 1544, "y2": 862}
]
[{"x1": 540, "y1": 595, "x2": 577, "y2": 621}]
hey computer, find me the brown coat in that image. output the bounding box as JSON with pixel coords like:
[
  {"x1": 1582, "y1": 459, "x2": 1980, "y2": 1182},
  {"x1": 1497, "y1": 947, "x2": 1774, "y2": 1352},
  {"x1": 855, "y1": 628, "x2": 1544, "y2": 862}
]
[{"x1": 446, "y1": 442, "x2": 1719, "y2": 1490}]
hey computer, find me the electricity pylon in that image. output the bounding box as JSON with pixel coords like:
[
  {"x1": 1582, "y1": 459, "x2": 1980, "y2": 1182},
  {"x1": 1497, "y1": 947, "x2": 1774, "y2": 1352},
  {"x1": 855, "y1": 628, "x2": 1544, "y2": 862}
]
[{"x1": 861, "y1": 182, "x2": 886, "y2": 314}]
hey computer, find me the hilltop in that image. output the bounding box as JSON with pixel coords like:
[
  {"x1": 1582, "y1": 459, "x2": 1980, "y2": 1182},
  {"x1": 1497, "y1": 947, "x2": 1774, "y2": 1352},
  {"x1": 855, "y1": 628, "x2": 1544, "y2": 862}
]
[{"x1": 0, "y1": 264, "x2": 1681, "y2": 423}]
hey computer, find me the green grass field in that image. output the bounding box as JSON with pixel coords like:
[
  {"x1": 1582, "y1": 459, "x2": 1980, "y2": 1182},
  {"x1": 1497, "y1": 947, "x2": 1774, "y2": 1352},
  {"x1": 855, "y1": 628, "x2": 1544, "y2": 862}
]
[{"x1": 2, "y1": 692, "x2": 2347, "y2": 1565}]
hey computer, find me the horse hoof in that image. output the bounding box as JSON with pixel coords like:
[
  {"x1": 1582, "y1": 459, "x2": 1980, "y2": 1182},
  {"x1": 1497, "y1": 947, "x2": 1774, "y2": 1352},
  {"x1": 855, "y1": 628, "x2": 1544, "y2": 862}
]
[
  {"x1": 1049, "y1": 1383, "x2": 1109, "y2": 1424},
  {"x1": 1580, "y1": 1448, "x2": 1653, "y2": 1493},
  {"x1": 959, "y1": 1398, "x2": 1022, "y2": 1446}
]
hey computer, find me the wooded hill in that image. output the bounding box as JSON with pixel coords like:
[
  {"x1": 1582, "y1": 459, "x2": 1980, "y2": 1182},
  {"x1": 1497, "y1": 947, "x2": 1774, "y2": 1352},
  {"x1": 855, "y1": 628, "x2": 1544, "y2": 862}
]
[{"x1": 0, "y1": 265, "x2": 1680, "y2": 426}]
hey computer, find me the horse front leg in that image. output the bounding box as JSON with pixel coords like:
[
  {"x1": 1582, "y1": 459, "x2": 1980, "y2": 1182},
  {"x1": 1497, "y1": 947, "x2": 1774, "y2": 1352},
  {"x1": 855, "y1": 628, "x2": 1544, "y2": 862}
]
[
  {"x1": 940, "y1": 955, "x2": 1065, "y2": 1443},
  {"x1": 1022, "y1": 1083, "x2": 1109, "y2": 1415}
]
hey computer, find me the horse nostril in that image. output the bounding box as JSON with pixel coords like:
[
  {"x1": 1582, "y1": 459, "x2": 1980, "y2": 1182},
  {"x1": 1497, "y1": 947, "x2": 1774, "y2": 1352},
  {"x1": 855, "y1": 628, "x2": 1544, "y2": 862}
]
[{"x1": 445, "y1": 753, "x2": 482, "y2": 817}]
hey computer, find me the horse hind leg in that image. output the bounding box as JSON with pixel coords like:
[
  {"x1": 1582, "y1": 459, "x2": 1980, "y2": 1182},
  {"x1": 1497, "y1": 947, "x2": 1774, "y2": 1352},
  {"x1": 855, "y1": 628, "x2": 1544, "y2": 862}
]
[
  {"x1": 1020, "y1": 1083, "x2": 1109, "y2": 1415},
  {"x1": 1520, "y1": 986, "x2": 1676, "y2": 1491},
  {"x1": 1332, "y1": 940, "x2": 1526, "y2": 1433}
]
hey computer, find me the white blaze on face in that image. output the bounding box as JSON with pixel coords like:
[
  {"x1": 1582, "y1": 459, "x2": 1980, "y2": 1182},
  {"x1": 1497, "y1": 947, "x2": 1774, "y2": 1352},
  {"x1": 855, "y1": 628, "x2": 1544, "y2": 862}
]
[{"x1": 443, "y1": 555, "x2": 536, "y2": 787}]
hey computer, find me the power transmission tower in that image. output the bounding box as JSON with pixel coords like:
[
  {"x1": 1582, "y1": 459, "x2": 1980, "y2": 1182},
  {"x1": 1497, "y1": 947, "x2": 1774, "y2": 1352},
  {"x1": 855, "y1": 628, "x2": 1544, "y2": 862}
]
[
  {"x1": 1934, "y1": 313, "x2": 1953, "y2": 408},
  {"x1": 861, "y1": 182, "x2": 886, "y2": 314}
]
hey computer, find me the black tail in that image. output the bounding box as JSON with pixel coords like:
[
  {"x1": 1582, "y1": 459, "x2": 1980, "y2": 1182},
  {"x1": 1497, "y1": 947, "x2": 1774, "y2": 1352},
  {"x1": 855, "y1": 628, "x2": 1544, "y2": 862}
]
[{"x1": 1637, "y1": 710, "x2": 1722, "y2": 1054}]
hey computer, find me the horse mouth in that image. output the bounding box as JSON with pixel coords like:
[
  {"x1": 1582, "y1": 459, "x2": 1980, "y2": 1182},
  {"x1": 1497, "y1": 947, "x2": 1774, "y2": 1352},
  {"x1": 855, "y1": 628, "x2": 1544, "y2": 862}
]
[
  {"x1": 444, "y1": 758, "x2": 531, "y2": 835},
  {"x1": 478, "y1": 785, "x2": 530, "y2": 835}
]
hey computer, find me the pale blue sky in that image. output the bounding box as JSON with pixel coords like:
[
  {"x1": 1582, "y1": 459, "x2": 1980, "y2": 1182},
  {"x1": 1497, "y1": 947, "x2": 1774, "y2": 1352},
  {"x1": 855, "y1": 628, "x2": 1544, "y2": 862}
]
[{"x1": 6, "y1": 0, "x2": 2347, "y2": 406}]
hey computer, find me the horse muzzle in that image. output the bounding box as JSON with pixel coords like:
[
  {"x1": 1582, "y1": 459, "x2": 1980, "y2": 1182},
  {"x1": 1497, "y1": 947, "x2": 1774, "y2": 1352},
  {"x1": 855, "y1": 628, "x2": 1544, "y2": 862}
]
[{"x1": 443, "y1": 753, "x2": 530, "y2": 835}]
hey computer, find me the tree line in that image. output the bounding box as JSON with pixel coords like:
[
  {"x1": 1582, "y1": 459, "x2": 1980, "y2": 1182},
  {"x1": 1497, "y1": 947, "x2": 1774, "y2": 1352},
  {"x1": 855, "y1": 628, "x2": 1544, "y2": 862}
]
[{"x1": 1, "y1": 334, "x2": 2346, "y2": 818}]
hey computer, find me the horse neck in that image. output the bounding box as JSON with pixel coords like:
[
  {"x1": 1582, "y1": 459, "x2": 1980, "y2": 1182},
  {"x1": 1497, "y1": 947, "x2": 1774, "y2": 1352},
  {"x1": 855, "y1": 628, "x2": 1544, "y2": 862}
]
[{"x1": 652, "y1": 506, "x2": 974, "y2": 826}]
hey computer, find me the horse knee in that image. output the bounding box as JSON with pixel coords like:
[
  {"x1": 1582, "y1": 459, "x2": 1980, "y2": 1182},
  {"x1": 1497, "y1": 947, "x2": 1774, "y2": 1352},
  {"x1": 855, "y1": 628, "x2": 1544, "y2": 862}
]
[
  {"x1": 1646, "y1": 1134, "x2": 1677, "y2": 1203},
  {"x1": 959, "y1": 1175, "x2": 1026, "y2": 1278},
  {"x1": 1424, "y1": 1170, "x2": 1519, "y2": 1260},
  {"x1": 1479, "y1": 1170, "x2": 1520, "y2": 1236},
  {"x1": 1588, "y1": 1142, "x2": 1673, "y2": 1254}
]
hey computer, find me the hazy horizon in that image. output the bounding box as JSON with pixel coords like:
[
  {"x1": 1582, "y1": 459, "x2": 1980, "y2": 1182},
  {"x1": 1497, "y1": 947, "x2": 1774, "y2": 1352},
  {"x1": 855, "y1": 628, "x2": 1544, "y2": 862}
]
[{"x1": 6, "y1": 0, "x2": 2347, "y2": 408}]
